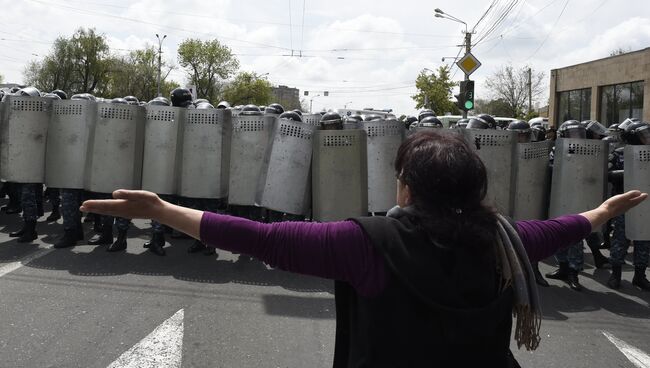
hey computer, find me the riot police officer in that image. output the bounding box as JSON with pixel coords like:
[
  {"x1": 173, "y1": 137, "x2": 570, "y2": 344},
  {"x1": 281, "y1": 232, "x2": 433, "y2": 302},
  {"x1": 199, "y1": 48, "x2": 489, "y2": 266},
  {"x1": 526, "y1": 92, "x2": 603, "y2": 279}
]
[
  {"x1": 607, "y1": 122, "x2": 650, "y2": 290},
  {"x1": 320, "y1": 111, "x2": 343, "y2": 130}
]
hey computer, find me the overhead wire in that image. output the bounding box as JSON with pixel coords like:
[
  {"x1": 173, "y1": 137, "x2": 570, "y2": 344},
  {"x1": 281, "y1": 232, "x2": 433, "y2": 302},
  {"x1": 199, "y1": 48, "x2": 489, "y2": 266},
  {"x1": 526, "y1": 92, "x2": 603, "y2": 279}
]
[{"x1": 524, "y1": 0, "x2": 570, "y2": 61}]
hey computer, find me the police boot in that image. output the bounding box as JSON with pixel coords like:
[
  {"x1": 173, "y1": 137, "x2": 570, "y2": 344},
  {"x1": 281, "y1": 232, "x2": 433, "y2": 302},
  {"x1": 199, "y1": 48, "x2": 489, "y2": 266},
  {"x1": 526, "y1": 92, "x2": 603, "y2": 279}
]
[
  {"x1": 88, "y1": 227, "x2": 113, "y2": 245},
  {"x1": 107, "y1": 229, "x2": 127, "y2": 252},
  {"x1": 46, "y1": 206, "x2": 61, "y2": 222},
  {"x1": 187, "y1": 240, "x2": 207, "y2": 253},
  {"x1": 54, "y1": 228, "x2": 84, "y2": 249},
  {"x1": 588, "y1": 244, "x2": 609, "y2": 269},
  {"x1": 607, "y1": 265, "x2": 622, "y2": 290},
  {"x1": 3, "y1": 205, "x2": 22, "y2": 215},
  {"x1": 17, "y1": 220, "x2": 38, "y2": 243},
  {"x1": 533, "y1": 263, "x2": 549, "y2": 287},
  {"x1": 545, "y1": 262, "x2": 569, "y2": 281},
  {"x1": 566, "y1": 268, "x2": 582, "y2": 291},
  {"x1": 146, "y1": 232, "x2": 166, "y2": 256},
  {"x1": 632, "y1": 267, "x2": 650, "y2": 291},
  {"x1": 37, "y1": 201, "x2": 44, "y2": 218}
]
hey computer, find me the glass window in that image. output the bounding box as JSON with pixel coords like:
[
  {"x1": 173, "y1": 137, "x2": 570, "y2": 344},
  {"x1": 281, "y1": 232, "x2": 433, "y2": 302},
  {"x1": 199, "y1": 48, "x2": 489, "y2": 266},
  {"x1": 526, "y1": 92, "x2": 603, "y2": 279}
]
[
  {"x1": 558, "y1": 91, "x2": 569, "y2": 122},
  {"x1": 581, "y1": 89, "x2": 592, "y2": 121},
  {"x1": 569, "y1": 90, "x2": 581, "y2": 121},
  {"x1": 631, "y1": 81, "x2": 644, "y2": 119},
  {"x1": 600, "y1": 81, "x2": 644, "y2": 126}
]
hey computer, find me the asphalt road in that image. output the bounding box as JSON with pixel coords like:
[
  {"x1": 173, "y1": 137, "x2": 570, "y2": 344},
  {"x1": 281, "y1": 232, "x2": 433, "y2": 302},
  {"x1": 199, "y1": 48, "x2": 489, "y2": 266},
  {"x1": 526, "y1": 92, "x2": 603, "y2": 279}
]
[{"x1": 0, "y1": 199, "x2": 648, "y2": 368}]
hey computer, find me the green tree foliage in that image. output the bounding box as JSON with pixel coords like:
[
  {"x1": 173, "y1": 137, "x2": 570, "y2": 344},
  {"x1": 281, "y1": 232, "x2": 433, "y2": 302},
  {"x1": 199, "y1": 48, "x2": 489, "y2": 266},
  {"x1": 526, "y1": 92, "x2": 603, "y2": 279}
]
[
  {"x1": 474, "y1": 98, "x2": 513, "y2": 117},
  {"x1": 222, "y1": 72, "x2": 273, "y2": 106},
  {"x1": 0, "y1": 73, "x2": 4, "y2": 83},
  {"x1": 484, "y1": 64, "x2": 545, "y2": 118},
  {"x1": 412, "y1": 66, "x2": 458, "y2": 115},
  {"x1": 104, "y1": 46, "x2": 177, "y2": 101},
  {"x1": 177, "y1": 39, "x2": 239, "y2": 103},
  {"x1": 24, "y1": 28, "x2": 111, "y2": 94}
]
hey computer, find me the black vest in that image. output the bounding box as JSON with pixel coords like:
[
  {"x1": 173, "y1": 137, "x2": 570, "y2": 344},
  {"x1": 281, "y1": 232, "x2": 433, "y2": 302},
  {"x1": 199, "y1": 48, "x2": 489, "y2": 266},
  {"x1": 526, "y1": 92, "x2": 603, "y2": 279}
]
[{"x1": 333, "y1": 215, "x2": 516, "y2": 368}]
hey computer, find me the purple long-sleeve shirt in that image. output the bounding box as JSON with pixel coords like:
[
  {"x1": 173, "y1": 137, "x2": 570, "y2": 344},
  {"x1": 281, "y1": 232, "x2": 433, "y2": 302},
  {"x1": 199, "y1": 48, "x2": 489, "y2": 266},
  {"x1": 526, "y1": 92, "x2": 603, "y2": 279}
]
[{"x1": 200, "y1": 213, "x2": 591, "y2": 297}]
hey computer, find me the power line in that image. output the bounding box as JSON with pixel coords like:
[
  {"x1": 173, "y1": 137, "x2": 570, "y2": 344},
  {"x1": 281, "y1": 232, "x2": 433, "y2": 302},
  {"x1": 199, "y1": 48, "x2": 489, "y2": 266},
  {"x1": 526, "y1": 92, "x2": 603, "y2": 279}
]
[
  {"x1": 288, "y1": 0, "x2": 294, "y2": 54},
  {"x1": 472, "y1": 0, "x2": 499, "y2": 32},
  {"x1": 524, "y1": 0, "x2": 570, "y2": 61},
  {"x1": 300, "y1": 0, "x2": 306, "y2": 54}
]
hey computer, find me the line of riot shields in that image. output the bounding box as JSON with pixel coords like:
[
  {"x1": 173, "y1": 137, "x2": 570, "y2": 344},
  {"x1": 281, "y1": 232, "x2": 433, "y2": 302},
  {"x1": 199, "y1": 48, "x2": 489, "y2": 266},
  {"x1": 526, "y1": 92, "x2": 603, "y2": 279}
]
[{"x1": 1, "y1": 95, "x2": 649, "y2": 240}]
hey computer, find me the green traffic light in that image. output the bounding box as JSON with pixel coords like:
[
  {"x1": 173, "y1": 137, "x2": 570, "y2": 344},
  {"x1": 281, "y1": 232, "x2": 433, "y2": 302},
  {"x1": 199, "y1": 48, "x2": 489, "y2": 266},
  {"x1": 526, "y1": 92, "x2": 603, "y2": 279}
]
[{"x1": 464, "y1": 101, "x2": 474, "y2": 109}]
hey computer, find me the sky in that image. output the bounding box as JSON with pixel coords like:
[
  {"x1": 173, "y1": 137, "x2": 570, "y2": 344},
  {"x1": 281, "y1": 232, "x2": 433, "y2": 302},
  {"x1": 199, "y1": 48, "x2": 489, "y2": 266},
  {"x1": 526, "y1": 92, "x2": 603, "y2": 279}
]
[{"x1": 1, "y1": 0, "x2": 649, "y2": 116}]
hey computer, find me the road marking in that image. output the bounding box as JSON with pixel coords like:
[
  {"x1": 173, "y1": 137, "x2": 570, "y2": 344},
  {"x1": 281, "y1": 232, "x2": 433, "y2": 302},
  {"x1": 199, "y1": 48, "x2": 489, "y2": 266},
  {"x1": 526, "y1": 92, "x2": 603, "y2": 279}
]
[
  {"x1": 0, "y1": 246, "x2": 54, "y2": 278},
  {"x1": 603, "y1": 331, "x2": 650, "y2": 368},
  {"x1": 107, "y1": 309, "x2": 184, "y2": 368}
]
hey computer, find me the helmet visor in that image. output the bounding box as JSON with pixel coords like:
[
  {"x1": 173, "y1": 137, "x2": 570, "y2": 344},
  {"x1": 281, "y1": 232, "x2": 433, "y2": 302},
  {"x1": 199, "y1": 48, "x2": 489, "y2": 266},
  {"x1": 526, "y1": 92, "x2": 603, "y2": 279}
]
[
  {"x1": 638, "y1": 126, "x2": 650, "y2": 145},
  {"x1": 587, "y1": 121, "x2": 608, "y2": 137},
  {"x1": 563, "y1": 126, "x2": 587, "y2": 139}
]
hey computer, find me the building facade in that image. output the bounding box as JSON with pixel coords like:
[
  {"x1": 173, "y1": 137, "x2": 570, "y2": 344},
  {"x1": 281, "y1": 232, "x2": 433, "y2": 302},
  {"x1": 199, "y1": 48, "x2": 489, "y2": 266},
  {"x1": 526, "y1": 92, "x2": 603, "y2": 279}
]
[
  {"x1": 271, "y1": 85, "x2": 301, "y2": 110},
  {"x1": 548, "y1": 48, "x2": 650, "y2": 127}
]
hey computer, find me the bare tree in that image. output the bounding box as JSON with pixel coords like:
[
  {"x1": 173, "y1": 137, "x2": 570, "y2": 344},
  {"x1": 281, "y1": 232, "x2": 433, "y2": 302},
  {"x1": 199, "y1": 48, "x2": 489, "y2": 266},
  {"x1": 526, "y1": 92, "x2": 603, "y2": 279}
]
[{"x1": 484, "y1": 64, "x2": 545, "y2": 118}]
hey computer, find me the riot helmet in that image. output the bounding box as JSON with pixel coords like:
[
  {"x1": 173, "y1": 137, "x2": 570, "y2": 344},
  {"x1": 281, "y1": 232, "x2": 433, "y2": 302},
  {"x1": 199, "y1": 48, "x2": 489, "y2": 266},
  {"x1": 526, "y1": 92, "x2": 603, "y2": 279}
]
[
  {"x1": 455, "y1": 118, "x2": 469, "y2": 129},
  {"x1": 477, "y1": 114, "x2": 497, "y2": 129},
  {"x1": 558, "y1": 120, "x2": 586, "y2": 139},
  {"x1": 179, "y1": 100, "x2": 195, "y2": 108},
  {"x1": 585, "y1": 120, "x2": 608, "y2": 140},
  {"x1": 216, "y1": 101, "x2": 231, "y2": 109},
  {"x1": 149, "y1": 96, "x2": 171, "y2": 106},
  {"x1": 240, "y1": 104, "x2": 262, "y2": 116},
  {"x1": 618, "y1": 118, "x2": 640, "y2": 131},
  {"x1": 364, "y1": 114, "x2": 383, "y2": 122},
  {"x1": 622, "y1": 122, "x2": 650, "y2": 145},
  {"x1": 111, "y1": 97, "x2": 128, "y2": 104},
  {"x1": 51, "y1": 89, "x2": 67, "y2": 100},
  {"x1": 531, "y1": 125, "x2": 547, "y2": 142},
  {"x1": 291, "y1": 109, "x2": 303, "y2": 116},
  {"x1": 348, "y1": 114, "x2": 364, "y2": 122},
  {"x1": 268, "y1": 103, "x2": 284, "y2": 114},
  {"x1": 9, "y1": 86, "x2": 21, "y2": 94},
  {"x1": 417, "y1": 109, "x2": 435, "y2": 122},
  {"x1": 71, "y1": 93, "x2": 96, "y2": 101},
  {"x1": 608, "y1": 123, "x2": 620, "y2": 131},
  {"x1": 123, "y1": 96, "x2": 139, "y2": 105},
  {"x1": 405, "y1": 116, "x2": 418, "y2": 125},
  {"x1": 16, "y1": 86, "x2": 41, "y2": 97},
  {"x1": 278, "y1": 111, "x2": 303, "y2": 122},
  {"x1": 42, "y1": 93, "x2": 61, "y2": 100},
  {"x1": 507, "y1": 120, "x2": 532, "y2": 143},
  {"x1": 320, "y1": 112, "x2": 343, "y2": 130},
  {"x1": 194, "y1": 98, "x2": 209, "y2": 105},
  {"x1": 196, "y1": 102, "x2": 215, "y2": 109},
  {"x1": 419, "y1": 116, "x2": 443, "y2": 128},
  {"x1": 466, "y1": 117, "x2": 490, "y2": 130},
  {"x1": 170, "y1": 87, "x2": 192, "y2": 107}
]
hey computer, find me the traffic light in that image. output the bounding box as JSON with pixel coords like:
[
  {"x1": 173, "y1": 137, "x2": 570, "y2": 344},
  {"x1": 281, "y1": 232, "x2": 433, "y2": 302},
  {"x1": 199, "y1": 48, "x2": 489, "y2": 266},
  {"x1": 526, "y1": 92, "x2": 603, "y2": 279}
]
[
  {"x1": 463, "y1": 80, "x2": 474, "y2": 110},
  {"x1": 455, "y1": 80, "x2": 475, "y2": 111}
]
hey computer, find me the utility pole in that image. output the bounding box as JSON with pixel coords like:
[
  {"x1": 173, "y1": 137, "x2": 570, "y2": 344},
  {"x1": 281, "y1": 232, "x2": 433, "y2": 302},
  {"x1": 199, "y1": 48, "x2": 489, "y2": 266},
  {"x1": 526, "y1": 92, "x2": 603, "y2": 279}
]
[
  {"x1": 155, "y1": 34, "x2": 167, "y2": 97},
  {"x1": 528, "y1": 67, "x2": 533, "y2": 115},
  {"x1": 462, "y1": 31, "x2": 472, "y2": 119}
]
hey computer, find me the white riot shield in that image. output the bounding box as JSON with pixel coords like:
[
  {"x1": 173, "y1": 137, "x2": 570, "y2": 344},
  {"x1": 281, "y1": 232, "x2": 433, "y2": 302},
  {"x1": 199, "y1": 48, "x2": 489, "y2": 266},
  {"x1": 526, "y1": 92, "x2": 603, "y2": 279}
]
[
  {"x1": 512, "y1": 141, "x2": 553, "y2": 221},
  {"x1": 312, "y1": 130, "x2": 368, "y2": 222},
  {"x1": 179, "y1": 109, "x2": 232, "y2": 199},
  {"x1": 302, "y1": 114, "x2": 321, "y2": 127},
  {"x1": 141, "y1": 106, "x2": 184, "y2": 195},
  {"x1": 85, "y1": 103, "x2": 145, "y2": 193},
  {"x1": 45, "y1": 100, "x2": 97, "y2": 189},
  {"x1": 228, "y1": 115, "x2": 275, "y2": 206},
  {"x1": 624, "y1": 145, "x2": 650, "y2": 240},
  {"x1": 549, "y1": 138, "x2": 608, "y2": 218},
  {"x1": 256, "y1": 118, "x2": 316, "y2": 215},
  {"x1": 362, "y1": 119, "x2": 404, "y2": 213},
  {"x1": 463, "y1": 129, "x2": 517, "y2": 216},
  {"x1": 0, "y1": 96, "x2": 52, "y2": 183}
]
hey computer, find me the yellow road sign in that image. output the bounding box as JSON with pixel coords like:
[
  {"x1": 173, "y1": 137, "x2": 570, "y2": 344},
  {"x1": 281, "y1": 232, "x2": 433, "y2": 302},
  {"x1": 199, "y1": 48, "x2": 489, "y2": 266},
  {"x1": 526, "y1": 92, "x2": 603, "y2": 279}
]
[{"x1": 457, "y1": 53, "x2": 482, "y2": 76}]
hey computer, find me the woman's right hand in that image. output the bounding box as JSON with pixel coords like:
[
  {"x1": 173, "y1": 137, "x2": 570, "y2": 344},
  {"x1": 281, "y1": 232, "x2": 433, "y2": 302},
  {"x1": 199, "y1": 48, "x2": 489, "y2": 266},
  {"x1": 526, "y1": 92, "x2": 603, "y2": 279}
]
[{"x1": 80, "y1": 190, "x2": 166, "y2": 220}]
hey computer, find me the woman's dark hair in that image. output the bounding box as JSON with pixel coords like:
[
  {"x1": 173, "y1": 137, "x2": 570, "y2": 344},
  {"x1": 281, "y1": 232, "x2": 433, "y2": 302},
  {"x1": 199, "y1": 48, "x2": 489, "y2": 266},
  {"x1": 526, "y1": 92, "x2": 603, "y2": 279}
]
[{"x1": 394, "y1": 130, "x2": 498, "y2": 252}]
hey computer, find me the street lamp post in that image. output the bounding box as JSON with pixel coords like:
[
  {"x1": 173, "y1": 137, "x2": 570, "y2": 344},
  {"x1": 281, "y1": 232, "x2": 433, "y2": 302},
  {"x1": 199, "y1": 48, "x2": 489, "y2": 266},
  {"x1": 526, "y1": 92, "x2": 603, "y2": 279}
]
[
  {"x1": 434, "y1": 9, "x2": 471, "y2": 118},
  {"x1": 155, "y1": 34, "x2": 167, "y2": 97},
  {"x1": 310, "y1": 94, "x2": 321, "y2": 113}
]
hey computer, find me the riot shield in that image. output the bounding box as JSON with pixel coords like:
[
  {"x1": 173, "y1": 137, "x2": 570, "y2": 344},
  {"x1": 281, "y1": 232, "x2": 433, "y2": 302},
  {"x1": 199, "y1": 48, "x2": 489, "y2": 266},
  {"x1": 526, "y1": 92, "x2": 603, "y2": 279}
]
[
  {"x1": 256, "y1": 118, "x2": 316, "y2": 216},
  {"x1": 0, "y1": 96, "x2": 52, "y2": 183},
  {"x1": 45, "y1": 100, "x2": 97, "y2": 189},
  {"x1": 549, "y1": 138, "x2": 608, "y2": 218},
  {"x1": 362, "y1": 119, "x2": 404, "y2": 213},
  {"x1": 141, "y1": 105, "x2": 184, "y2": 195},
  {"x1": 312, "y1": 130, "x2": 368, "y2": 222},
  {"x1": 624, "y1": 145, "x2": 650, "y2": 240},
  {"x1": 228, "y1": 115, "x2": 275, "y2": 206},
  {"x1": 84, "y1": 103, "x2": 145, "y2": 193},
  {"x1": 512, "y1": 140, "x2": 553, "y2": 221},
  {"x1": 179, "y1": 109, "x2": 232, "y2": 199},
  {"x1": 302, "y1": 114, "x2": 321, "y2": 127},
  {"x1": 463, "y1": 129, "x2": 517, "y2": 216}
]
